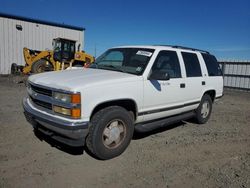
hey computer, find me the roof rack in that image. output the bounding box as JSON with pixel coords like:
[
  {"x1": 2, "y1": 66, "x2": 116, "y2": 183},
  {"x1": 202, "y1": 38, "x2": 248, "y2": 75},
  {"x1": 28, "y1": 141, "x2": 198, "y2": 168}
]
[{"x1": 154, "y1": 45, "x2": 210, "y2": 54}]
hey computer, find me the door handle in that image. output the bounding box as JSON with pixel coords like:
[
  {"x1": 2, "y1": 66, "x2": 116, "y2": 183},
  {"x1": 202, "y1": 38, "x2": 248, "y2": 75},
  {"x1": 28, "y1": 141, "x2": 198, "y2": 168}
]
[
  {"x1": 180, "y1": 83, "x2": 185, "y2": 88},
  {"x1": 202, "y1": 81, "x2": 206, "y2": 85}
]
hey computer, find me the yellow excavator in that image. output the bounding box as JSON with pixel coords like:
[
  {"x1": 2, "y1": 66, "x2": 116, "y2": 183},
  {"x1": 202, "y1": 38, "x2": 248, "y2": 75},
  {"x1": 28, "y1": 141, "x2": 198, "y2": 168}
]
[{"x1": 11, "y1": 38, "x2": 94, "y2": 74}]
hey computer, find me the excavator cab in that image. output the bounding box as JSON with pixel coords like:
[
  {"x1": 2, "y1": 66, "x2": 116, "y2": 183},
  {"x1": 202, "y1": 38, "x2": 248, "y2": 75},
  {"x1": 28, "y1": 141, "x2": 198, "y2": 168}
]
[
  {"x1": 12, "y1": 37, "x2": 94, "y2": 74},
  {"x1": 52, "y1": 38, "x2": 76, "y2": 63}
]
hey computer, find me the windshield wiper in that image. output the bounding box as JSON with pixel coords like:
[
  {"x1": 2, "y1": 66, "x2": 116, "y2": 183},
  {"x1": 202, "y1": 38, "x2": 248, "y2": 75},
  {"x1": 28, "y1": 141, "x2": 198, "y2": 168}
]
[
  {"x1": 89, "y1": 62, "x2": 99, "y2": 69},
  {"x1": 100, "y1": 65, "x2": 127, "y2": 73}
]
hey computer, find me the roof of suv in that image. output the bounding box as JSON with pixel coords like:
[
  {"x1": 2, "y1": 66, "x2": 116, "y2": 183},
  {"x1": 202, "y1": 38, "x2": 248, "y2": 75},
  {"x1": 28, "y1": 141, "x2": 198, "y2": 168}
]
[{"x1": 113, "y1": 45, "x2": 210, "y2": 54}]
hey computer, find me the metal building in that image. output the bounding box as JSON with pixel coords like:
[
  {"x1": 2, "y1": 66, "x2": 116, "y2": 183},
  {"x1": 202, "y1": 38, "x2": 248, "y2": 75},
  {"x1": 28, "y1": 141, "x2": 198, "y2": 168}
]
[
  {"x1": 0, "y1": 13, "x2": 85, "y2": 74},
  {"x1": 220, "y1": 61, "x2": 250, "y2": 91}
]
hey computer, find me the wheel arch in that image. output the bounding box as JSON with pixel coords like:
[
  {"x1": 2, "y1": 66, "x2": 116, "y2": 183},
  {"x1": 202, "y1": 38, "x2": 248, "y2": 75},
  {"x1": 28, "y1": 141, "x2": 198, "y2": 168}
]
[
  {"x1": 203, "y1": 90, "x2": 216, "y2": 102},
  {"x1": 90, "y1": 99, "x2": 138, "y2": 122}
]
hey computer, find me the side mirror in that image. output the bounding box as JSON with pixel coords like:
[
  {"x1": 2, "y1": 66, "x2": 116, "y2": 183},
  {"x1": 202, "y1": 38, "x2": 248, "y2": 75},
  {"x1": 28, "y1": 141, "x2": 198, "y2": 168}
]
[
  {"x1": 149, "y1": 71, "x2": 170, "y2": 81},
  {"x1": 77, "y1": 44, "x2": 81, "y2": 51}
]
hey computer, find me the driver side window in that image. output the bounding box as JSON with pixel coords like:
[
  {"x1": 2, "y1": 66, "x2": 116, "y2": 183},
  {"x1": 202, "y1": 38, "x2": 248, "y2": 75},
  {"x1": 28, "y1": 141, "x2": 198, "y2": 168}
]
[{"x1": 151, "y1": 50, "x2": 181, "y2": 79}]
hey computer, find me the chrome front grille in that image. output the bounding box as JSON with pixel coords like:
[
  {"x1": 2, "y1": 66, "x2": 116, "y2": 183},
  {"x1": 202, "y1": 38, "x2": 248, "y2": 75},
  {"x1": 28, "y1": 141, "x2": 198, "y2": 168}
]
[
  {"x1": 27, "y1": 82, "x2": 81, "y2": 119},
  {"x1": 28, "y1": 83, "x2": 53, "y2": 111},
  {"x1": 30, "y1": 84, "x2": 52, "y2": 96},
  {"x1": 30, "y1": 96, "x2": 52, "y2": 110}
]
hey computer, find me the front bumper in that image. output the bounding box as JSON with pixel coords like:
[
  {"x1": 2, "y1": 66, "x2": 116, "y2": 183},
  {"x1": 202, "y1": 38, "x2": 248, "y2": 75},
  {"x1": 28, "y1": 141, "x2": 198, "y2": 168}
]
[{"x1": 23, "y1": 97, "x2": 89, "y2": 147}]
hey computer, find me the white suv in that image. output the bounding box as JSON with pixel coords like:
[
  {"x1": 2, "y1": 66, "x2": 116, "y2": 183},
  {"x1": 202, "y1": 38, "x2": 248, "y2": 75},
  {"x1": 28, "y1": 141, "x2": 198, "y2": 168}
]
[{"x1": 23, "y1": 45, "x2": 223, "y2": 159}]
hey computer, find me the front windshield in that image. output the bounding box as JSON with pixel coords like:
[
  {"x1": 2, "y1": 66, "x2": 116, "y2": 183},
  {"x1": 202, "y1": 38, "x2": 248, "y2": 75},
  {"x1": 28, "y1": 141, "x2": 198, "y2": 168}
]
[{"x1": 89, "y1": 48, "x2": 155, "y2": 75}]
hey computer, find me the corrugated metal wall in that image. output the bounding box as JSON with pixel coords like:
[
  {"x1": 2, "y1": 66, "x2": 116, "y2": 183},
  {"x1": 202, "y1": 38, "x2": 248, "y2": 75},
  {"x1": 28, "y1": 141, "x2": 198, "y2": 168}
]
[
  {"x1": 0, "y1": 16, "x2": 84, "y2": 74},
  {"x1": 220, "y1": 61, "x2": 250, "y2": 91}
]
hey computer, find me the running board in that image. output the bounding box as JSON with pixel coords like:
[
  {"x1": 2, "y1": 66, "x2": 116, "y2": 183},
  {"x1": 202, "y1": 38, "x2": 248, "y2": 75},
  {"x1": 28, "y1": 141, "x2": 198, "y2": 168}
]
[{"x1": 135, "y1": 111, "x2": 196, "y2": 133}]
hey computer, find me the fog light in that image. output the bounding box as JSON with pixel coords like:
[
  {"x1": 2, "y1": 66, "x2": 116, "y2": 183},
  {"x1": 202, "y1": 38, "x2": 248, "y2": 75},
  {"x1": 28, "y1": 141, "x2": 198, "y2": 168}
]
[
  {"x1": 53, "y1": 106, "x2": 71, "y2": 116},
  {"x1": 53, "y1": 105, "x2": 81, "y2": 118}
]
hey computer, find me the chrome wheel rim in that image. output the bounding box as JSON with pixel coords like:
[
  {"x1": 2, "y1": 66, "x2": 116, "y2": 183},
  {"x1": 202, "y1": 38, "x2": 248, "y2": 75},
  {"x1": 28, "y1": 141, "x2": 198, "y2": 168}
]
[
  {"x1": 102, "y1": 119, "x2": 126, "y2": 149},
  {"x1": 201, "y1": 101, "x2": 210, "y2": 118}
]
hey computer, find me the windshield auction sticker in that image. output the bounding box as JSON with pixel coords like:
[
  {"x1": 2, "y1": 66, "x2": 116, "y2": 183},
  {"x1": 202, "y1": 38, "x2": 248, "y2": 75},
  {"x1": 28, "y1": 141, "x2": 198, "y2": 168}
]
[{"x1": 136, "y1": 51, "x2": 152, "y2": 57}]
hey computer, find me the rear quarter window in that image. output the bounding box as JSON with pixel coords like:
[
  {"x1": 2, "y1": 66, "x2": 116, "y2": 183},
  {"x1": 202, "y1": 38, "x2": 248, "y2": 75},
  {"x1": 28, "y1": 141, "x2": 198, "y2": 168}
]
[{"x1": 202, "y1": 53, "x2": 222, "y2": 76}]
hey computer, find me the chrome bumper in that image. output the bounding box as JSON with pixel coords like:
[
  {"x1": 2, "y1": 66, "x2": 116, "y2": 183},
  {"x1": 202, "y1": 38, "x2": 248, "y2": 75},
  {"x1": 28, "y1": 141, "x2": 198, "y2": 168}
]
[{"x1": 23, "y1": 97, "x2": 89, "y2": 147}]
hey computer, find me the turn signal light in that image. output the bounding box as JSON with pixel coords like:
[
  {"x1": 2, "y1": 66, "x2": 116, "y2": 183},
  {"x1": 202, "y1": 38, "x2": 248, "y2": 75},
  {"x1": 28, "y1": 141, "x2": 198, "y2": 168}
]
[
  {"x1": 71, "y1": 108, "x2": 81, "y2": 119},
  {"x1": 71, "y1": 94, "x2": 81, "y2": 104}
]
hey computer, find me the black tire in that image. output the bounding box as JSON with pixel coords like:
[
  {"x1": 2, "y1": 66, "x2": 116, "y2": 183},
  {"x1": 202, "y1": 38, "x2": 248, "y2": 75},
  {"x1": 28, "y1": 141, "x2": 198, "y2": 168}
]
[
  {"x1": 11, "y1": 63, "x2": 18, "y2": 74},
  {"x1": 31, "y1": 59, "x2": 52, "y2": 73},
  {"x1": 195, "y1": 94, "x2": 213, "y2": 124},
  {"x1": 86, "y1": 106, "x2": 134, "y2": 160}
]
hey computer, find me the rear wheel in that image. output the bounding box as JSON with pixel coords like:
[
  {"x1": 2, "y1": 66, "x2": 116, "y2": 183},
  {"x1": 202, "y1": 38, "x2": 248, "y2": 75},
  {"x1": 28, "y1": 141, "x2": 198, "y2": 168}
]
[
  {"x1": 31, "y1": 59, "x2": 53, "y2": 73},
  {"x1": 195, "y1": 94, "x2": 213, "y2": 124},
  {"x1": 86, "y1": 106, "x2": 134, "y2": 160},
  {"x1": 11, "y1": 63, "x2": 18, "y2": 74}
]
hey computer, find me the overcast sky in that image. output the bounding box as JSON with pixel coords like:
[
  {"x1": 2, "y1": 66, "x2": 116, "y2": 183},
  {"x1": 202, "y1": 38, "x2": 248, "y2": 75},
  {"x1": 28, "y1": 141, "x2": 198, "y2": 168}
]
[{"x1": 1, "y1": 0, "x2": 250, "y2": 60}]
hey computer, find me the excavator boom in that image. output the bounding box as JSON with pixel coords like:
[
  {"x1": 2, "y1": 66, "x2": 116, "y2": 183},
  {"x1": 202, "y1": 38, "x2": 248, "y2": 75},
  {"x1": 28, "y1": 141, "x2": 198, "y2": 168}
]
[{"x1": 22, "y1": 48, "x2": 52, "y2": 74}]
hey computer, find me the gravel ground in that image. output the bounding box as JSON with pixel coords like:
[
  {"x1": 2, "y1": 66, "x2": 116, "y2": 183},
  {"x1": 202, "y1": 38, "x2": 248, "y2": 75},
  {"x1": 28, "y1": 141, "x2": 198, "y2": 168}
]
[{"x1": 0, "y1": 75, "x2": 250, "y2": 188}]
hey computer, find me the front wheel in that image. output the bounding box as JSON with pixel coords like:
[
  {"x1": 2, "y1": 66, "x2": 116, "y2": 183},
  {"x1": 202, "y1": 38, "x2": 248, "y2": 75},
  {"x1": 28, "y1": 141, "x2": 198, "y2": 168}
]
[
  {"x1": 86, "y1": 106, "x2": 134, "y2": 160},
  {"x1": 195, "y1": 94, "x2": 213, "y2": 124},
  {"x1": 31, "y1": 59, "x2": 53, "y2": 73}
]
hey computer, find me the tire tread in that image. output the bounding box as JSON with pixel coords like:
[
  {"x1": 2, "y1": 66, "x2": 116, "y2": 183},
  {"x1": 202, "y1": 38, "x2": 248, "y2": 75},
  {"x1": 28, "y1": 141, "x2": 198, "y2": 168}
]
[{"x1": 86, "y1": 106, "x2": 133, "y2": 160}]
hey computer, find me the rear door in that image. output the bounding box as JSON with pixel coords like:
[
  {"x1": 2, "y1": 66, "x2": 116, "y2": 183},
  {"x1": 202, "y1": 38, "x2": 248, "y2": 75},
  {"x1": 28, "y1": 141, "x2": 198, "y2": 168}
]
[{"x1": 179, "y1": 51, "x2": 204, "y2": 112}]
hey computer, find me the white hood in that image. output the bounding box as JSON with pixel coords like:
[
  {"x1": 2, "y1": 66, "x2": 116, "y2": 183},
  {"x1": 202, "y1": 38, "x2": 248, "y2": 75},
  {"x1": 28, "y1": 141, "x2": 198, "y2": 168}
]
[{"x1": 28, "y1": 68, "x2": 139, "y2": 92}]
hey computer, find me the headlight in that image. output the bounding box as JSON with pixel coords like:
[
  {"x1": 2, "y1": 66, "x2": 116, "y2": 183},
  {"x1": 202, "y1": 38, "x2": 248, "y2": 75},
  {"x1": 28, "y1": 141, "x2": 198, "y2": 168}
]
[
  {"x1": 53, "y1": 92, "x2": 81, "y2": 104},
  {"x1": 53, "y1": 92, "x2": 71, "y2": 103},
  {"x1": 52, "y1": 92, "x2": 81, "y2": 118},
  {"x1": 75, "y1": 54, "x2": 81, "y2": 58}
]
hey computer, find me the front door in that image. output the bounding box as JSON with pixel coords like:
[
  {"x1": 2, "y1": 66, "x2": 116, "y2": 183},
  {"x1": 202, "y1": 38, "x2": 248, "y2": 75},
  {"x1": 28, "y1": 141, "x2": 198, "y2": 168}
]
[{"x1": 142, "y1": 50, "x2": 185, "y2": 121}]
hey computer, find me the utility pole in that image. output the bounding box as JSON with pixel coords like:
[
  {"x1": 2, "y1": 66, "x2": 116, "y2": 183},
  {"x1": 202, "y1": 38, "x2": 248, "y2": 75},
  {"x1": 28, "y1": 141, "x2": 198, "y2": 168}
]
[{"x1": 94, "y1": 43, "x2": 97, "y2": 57}]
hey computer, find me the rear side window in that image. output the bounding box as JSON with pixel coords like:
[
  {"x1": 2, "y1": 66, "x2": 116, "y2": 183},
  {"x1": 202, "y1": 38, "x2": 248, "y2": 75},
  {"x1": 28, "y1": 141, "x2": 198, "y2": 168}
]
[
  {"x1": 202, "y1": 53, "x2": 222, "y2": 76},
  {"x1": 182, "y1": 52, "x2": 202, "y2": 77}
]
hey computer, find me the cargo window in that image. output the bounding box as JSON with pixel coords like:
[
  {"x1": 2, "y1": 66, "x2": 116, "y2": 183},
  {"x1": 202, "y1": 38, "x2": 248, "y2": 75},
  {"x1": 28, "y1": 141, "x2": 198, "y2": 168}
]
[
  {"x1": 202, "y1": 53, "x2": 222, "y2": 76},
  {"x1": 182, "y1": 52, "x2": 202, "y2": 77}
]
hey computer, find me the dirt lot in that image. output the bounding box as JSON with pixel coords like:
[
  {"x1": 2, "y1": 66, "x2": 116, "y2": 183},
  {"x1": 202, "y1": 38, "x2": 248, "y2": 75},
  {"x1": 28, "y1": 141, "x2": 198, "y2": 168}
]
[{"x1": 0, "y1": 75, "x2": 250, "y2": 188}]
